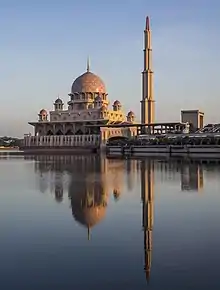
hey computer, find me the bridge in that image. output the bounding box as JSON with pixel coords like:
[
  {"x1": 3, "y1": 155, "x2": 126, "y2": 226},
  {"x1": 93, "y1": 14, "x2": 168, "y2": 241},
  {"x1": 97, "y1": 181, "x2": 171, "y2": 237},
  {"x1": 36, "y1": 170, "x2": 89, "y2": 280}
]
[{"x1": 86, "y1": 121, "x2": 189, "y2": 135}]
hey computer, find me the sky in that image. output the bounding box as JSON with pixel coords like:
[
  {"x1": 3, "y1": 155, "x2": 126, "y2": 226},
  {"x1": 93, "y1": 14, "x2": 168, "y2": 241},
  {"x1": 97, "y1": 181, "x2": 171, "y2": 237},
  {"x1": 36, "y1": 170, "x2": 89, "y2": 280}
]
[{"x1": 0, "y1": 0, "x2": 219, "y2": 137}]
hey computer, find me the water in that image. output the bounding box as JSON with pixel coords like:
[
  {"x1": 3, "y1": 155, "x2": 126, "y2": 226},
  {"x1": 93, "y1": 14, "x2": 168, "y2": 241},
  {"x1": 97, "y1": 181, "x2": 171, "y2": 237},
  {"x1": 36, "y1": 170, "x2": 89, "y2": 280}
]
[{"x1": 0, "y1": 155, "x2": 220, "y2": 290}]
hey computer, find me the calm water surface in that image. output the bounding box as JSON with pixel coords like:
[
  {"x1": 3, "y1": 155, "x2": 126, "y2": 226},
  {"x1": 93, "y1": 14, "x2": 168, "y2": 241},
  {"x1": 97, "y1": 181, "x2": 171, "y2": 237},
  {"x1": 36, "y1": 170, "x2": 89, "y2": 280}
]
[{"x1": 0, "y1": 155, "x2": 220, "y2": 290}]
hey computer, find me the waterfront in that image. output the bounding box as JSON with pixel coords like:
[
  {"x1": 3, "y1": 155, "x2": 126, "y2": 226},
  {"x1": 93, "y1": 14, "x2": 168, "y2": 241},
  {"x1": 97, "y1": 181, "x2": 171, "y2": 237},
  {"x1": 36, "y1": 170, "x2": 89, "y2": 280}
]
[{"x1": 1, "y1": 155, "x2": 220, "y2": 289}]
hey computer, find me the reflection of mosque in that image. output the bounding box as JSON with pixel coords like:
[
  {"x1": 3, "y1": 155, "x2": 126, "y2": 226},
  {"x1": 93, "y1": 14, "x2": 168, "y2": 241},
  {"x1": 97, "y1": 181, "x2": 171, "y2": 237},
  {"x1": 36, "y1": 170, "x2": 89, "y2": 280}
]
[
  {"x1": 34, "y1": 155, "x2": 139, "y2": 239},
  {"x1": 32, "y1": 156, "x2": 205, "y2": 283},
  {"x1": 154, "y1": 161, "x2": 204, "y2": 192}
]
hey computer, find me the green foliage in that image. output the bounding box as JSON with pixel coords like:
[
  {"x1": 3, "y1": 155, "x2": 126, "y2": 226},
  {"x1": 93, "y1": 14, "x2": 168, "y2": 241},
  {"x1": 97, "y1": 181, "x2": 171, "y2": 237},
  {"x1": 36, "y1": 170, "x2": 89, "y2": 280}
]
[{"x1": 0, "y1": 136, "x2": 22, "y2": 147}]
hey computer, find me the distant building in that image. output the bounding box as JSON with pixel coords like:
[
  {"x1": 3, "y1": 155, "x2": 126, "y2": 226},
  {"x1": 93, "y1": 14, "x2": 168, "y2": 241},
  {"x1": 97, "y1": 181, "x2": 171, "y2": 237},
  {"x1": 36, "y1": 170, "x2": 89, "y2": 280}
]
[{"x1": 181, "y1": 110, "x2": 204, "y2": 131}]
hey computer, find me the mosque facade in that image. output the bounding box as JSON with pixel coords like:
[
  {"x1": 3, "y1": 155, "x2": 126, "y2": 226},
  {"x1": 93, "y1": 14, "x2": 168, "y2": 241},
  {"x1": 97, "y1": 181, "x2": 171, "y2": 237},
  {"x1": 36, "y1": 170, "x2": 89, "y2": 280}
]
[{"x1": 22, "y1": 58, "x2": 136, "y2": 150}]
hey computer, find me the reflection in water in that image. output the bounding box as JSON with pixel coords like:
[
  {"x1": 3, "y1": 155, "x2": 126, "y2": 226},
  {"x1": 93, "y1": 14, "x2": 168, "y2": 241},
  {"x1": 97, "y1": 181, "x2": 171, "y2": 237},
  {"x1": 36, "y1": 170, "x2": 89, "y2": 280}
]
[
  {"x1": 181, "y1": 163, "x2": 203, "y2": 191},
  {"x1": 54, "y1": 171, "x2": 64, "y2": 202},
  {"x1": 32, "y1": 156, "x2": 209, "y2": 284},
  {"x1": 156, "y1": 161, "x2": 204, "y2": 191},
  {"x1": 34, "y1": 156, "x2": 140, "y2": 240},
  {"x1": 141, "y1": 160, "x2": 154, "y2": 283}
]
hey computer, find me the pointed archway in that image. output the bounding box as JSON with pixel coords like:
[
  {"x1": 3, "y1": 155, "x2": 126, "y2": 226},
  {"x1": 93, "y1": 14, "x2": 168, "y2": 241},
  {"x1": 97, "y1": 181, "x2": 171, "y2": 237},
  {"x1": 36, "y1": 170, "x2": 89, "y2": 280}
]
[
  {"x1": 75, "y1": 129, "x2": 83, "y2": 135},
  {"x1": 65, "y1": 130, "x2": 74, "y2": 135},
  {"x1": 55, "y1": 130, "x2": 63, "y2": 135},
  {"x1": 47, "y1": 130, "x2": 53, "y2": 136}
]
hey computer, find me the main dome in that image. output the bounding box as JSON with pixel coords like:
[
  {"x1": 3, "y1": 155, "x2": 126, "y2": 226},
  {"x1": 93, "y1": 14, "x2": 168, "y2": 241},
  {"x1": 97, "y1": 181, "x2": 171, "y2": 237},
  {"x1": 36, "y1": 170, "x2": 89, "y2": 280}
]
[{"x1": 71, "y1": 71, "x2": 106, "y2": 94}]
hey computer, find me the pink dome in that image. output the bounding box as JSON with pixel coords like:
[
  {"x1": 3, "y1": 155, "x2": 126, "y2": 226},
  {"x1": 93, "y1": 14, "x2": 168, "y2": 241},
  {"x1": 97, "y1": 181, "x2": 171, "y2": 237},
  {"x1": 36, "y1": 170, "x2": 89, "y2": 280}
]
[
  {"x1": 39, "y1": 109, "x2": 47, "y2": 115},
  {"x1": 71, "y1": 71, "x2": 106, "y2": 94}
]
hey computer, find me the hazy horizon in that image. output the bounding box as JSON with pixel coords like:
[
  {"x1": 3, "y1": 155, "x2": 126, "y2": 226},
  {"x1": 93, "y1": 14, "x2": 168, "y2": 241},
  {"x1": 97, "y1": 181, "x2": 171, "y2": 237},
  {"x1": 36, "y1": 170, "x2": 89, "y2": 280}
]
[{"x1": 0, "y1": 0, "x2": 219, "y2": 137}]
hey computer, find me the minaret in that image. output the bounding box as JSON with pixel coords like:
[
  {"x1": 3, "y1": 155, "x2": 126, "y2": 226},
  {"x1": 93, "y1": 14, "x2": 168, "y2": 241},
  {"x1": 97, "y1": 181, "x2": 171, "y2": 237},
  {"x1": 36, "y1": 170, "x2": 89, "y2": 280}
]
[
  {"x1": 141, "y1": 16, "x2": 155, "y2": 126},
  {"x1": 141, "y1": 159, "x2": 154, "y2": 283}
]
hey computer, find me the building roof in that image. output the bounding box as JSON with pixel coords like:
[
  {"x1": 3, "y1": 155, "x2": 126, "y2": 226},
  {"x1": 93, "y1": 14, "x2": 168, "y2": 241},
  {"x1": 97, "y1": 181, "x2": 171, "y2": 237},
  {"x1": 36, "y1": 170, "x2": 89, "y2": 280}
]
[
  {"x1": 127, "y1": 111, "x2": 135, "y2": 116},
  {"x1": 54, "y1": 97, "x2": 63, "y2": 104},
  {"x1": 113, "y1": 100, "x2": 121, "y2": 106}
]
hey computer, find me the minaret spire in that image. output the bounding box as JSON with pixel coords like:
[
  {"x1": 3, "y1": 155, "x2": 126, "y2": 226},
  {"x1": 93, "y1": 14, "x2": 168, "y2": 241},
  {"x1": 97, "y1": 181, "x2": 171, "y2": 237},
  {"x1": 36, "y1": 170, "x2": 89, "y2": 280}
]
[
  {"x1": 146, "y1": 16, "x2": 150, "y2": 30},
  {"x1": 87, "y1": 56, "x2": 90, "y2": 72},
  {"x1": 141, "y1": 16, "x2": 155, "y2": 129}
]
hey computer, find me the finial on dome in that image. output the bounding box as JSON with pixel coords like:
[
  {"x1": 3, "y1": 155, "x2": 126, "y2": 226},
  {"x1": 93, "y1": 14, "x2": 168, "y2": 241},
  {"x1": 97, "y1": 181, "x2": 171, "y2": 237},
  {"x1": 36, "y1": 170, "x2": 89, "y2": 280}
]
[
  {"x1": 87, "y1": 56, "x2": 90, "y2": 72},
  {"x1": 146, "y1": 16, "x2": 150, "y2": 30},
  {"x1": 87, "y1": 227, "x2": 91, "y2": 240}
]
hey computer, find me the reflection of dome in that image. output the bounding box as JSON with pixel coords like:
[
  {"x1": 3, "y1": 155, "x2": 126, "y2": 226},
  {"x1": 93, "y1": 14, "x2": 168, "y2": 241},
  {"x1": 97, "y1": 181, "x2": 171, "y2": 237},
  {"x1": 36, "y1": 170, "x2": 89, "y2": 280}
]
[
  {"x1": 72, "y1": 206, "x2": 106, "y2": 228},
  {"x1": 113, "y1": 189, "x2": 121, "y2": 201},
  {"x1": 71, "y1": 71, "x2": 106, "y2": 94},
  {"x1": 70, "y1": 189, "x2": 107, "y2": 232},
  {"x1": 54, "y1": 188, "x2": 63, "y2": 203},
  {"x1": 39, "y1": 109, "x2": 47, "y2": 115}
]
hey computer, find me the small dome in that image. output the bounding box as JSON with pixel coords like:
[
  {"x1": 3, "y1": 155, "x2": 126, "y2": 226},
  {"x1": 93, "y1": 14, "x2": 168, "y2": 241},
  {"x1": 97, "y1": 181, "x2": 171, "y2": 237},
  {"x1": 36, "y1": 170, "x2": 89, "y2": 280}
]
[
  {"x1": 127, "y1": 111, "x2": 135, "y2": 116},
  {"x1": 54, "y1": 97, "x2": 63, "y2": 104},
  {"x1": 39, "y1": 109, "x2": 47, "y2": 115},
  {"x1": 113, "y1": 100, "x2": 121, "y2": 106},
  {"x1": 71, "y1": 71, "x2": 106, "y2": 94}
]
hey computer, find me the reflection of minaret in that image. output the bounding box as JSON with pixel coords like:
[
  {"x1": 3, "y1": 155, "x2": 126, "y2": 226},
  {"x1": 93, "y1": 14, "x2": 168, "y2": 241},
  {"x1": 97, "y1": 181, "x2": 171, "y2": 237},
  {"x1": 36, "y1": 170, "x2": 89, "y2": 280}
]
[
  {"x1": 141, "y1": 159, "x2": 154, "y2": 283},
  {"x1": 181, "y1": 163, "x2": 204, "y2": 192},
  {"x1": 126, "y1": 159, "x2": 136, "y2": 191},
  {"x1": 141, "y1": 16, "x2": 155, "y2": 126},
  {"x1": 54, "y1": 172, "x2": 64, "y2": 202}
]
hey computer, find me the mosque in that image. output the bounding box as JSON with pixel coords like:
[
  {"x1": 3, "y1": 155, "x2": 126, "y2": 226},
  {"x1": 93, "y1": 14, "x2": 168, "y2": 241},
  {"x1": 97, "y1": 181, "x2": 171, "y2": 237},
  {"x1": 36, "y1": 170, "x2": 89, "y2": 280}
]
[
  {"x1": 22, "y1": 16, "x2": 154, "y2": 151},
  {"x1": 23, "y1": 58, "x2": 137, "y2": 150},
  {"x1": 22, "y1": 15, "x2": 204, "y2": 151}
]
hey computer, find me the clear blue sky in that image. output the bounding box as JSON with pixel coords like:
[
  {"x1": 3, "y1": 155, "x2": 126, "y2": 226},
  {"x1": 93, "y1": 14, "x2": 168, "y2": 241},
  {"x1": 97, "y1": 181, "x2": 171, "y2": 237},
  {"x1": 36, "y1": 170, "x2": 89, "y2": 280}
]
[{"x1": 0, "y1": 0, "x2": 219, "y2": 136}]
